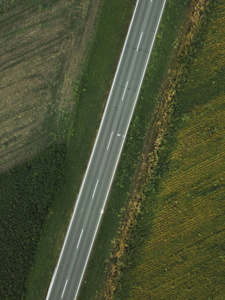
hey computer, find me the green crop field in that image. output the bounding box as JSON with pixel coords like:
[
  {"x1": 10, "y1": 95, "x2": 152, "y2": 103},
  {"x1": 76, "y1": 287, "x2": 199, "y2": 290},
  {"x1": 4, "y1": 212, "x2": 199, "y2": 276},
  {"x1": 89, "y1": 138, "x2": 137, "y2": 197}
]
[{"x1": 114, "y1": 1, "x2": 225, "y2": 299}]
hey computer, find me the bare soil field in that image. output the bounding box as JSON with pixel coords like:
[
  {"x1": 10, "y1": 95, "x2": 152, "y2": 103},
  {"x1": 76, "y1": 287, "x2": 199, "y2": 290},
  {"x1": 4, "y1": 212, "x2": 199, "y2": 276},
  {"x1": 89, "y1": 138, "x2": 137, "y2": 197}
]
[{"x1": 0, "y1": 0, "x2": 101, "y2": 173}]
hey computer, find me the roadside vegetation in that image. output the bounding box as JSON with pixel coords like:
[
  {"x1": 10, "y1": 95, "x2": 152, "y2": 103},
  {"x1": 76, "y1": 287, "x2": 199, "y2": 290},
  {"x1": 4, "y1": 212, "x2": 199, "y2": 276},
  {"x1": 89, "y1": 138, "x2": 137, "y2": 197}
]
[
  {"x1": 104, "y1": 0, "x2": 225, "y2": 299},
  {"x1": 77, "y1": 0, "x2": 198, "y2": 299}
]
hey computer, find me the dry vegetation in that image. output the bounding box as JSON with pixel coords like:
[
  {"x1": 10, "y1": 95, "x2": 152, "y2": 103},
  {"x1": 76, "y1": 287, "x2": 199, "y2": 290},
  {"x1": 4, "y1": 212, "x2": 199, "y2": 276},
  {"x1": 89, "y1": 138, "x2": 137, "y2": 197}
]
[
  {"x1": 110, "y1": 0, "x2": 225, "y2": 299},
  {"x1": 0, "y1": 0, "x2": 101, "y2": 173}
]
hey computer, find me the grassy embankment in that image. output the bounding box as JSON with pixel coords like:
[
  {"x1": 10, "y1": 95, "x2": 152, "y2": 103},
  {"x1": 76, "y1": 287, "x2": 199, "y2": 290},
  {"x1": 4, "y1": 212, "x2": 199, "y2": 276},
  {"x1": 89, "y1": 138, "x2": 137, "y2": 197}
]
[
  {"x1": 77, "y1": 0, "x2": 194, "y2": 299},
  {"x1": 111, "y1": 0, "x2": 225, "y2": 299}
]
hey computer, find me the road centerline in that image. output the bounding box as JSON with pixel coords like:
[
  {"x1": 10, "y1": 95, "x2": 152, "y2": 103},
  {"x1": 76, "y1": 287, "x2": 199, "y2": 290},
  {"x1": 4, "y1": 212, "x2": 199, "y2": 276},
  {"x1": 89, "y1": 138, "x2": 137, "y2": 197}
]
[
  {"x1": 122, "y1": 81, "x2": 129, "y2": 100},
  {"x1": 61, "y1": 279, "x2": 68, "y2": 298},
  {"x1": 92, "y1": 179, "x2": 99, "y2": 199},
  {"x1": 136, "y1": 32, "x2": 143, "y2": 51},
  {"x1": 76, "y1": 229, "x2": 84, "y2": 249},
  {"x1": 107, "y1": 132, "x2": 114, "y2": 150}
]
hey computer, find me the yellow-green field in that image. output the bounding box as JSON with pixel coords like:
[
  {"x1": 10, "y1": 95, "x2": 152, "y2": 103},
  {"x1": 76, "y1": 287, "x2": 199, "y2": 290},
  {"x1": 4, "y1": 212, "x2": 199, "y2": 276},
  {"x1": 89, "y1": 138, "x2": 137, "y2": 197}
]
[
  {"x1": 115, "y1": 1, "x2": 225, "y2": 299},
  {"x1": 126, "y1": 96, "x2": 225, "y2": 299}
]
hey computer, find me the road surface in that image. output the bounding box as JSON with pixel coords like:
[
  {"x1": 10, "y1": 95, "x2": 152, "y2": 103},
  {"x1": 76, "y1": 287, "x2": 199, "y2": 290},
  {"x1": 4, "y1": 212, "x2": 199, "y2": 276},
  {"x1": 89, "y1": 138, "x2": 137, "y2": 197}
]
[{"x1": 46, "y1": 0, "x2": 167, "y2": 299}]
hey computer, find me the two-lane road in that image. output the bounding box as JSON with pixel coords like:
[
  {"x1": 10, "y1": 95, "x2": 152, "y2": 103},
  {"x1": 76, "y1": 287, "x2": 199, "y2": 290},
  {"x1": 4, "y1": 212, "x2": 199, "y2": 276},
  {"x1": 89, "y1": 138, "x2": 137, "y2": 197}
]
[{"x1": 46, "y1": 0, "x2": 166, "y2": 299}]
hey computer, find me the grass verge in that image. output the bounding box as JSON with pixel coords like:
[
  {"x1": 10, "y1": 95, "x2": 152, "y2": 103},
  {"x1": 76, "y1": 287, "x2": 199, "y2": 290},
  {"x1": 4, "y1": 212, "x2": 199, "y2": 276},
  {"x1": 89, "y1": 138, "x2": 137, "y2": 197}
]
[{"x1": 77, "y1": 0, "x2": 193, "y2": 299}]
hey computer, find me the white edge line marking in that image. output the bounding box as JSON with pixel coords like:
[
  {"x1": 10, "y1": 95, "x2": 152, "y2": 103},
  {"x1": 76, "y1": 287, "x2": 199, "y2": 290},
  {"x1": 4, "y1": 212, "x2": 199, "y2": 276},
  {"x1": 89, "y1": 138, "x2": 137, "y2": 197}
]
[
  {"x1": 76, "y1": 229, "x2": 84, "y2": 249},
  {"x1": 46, "y1": 1, "x2": 140, "y2": 295},
  {"x1": 61, "y1": 279, "x2": 68, "y2": 299},
  {"x1": 122, "y1": 81, "x2": 129, "y2": 100},
  {"x1": 107, "y1": 132, "x2": 113, "y2": 150},
  {"x1": 73, "y1": 1, "x2": 167, "y2": 299},
  {"x1": 92, "y1": 179, "x2": 99, "y2": 199},
  {"x1": 136, "y1": 32, "x2": 143, "y2": 51}
]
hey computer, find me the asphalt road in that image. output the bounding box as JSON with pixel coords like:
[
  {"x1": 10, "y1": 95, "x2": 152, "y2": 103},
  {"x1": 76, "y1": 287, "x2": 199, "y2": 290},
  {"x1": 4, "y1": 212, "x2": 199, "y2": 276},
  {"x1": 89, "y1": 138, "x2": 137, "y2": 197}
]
[{"x1": 46, "y1": 0, "x2": 166, "y2": 299}]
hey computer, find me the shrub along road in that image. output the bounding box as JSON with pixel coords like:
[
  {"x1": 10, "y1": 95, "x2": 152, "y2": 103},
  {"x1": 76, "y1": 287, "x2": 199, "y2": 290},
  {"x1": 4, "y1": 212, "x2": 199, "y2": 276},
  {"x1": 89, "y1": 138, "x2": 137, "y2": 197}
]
[{"x1": 46, "y1": 0, "x2": 166, "y2": 299}]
